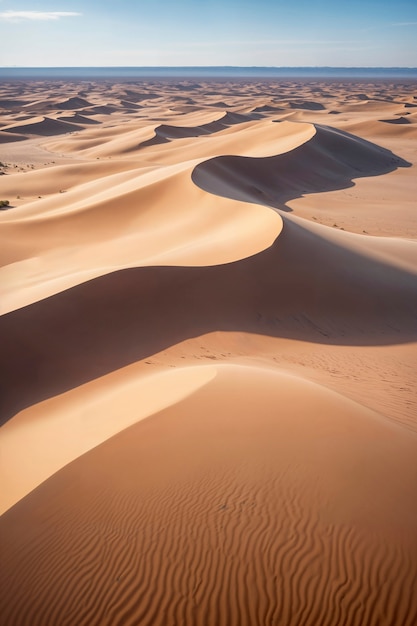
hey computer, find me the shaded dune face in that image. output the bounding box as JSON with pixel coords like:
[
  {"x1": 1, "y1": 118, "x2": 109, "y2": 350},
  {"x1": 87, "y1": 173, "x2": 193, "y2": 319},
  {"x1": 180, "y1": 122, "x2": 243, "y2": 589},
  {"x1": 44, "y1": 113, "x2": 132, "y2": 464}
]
[
  {"x1": 1, "y1": 214, "x2": 417, "y2": 424},
  {"x1": 0, "y1": 131, "x2": 27, "y2": 143},
  {"x1": 192, "y1": 124, "x2": 411, "y2": 209},
  {"x1": 55, "y1": 97, "x2": 93, "y2": 110},
  {"x1": 58, "y1": 113, "x2": 101, "y2": 125},
  {"x1": 2, "y1": 116, "x2": 84, "y2": 136},
  {"x1": 139, "y1": 111, "x2": 256, "y2": 148}
]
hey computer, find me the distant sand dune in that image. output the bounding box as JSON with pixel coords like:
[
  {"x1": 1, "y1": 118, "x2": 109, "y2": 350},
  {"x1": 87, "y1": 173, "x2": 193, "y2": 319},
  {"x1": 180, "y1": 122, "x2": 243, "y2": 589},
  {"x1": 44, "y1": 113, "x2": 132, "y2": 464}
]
[
  {"x1": 0, "y1": 131, "x2": 27, "y2": 143},
  {"x1": 3, "y1": 116, "x2": 83, "y2": 136},
  {"x1": 337, "y1": 118, "x2": 417, "y2": 140},
  {"x1": 251, "y1": 104, "x2": 285, "y2": 113},
  {"x1": 289, "y1": 100, "x2": 327, "y2": 110},
  {"x1": 0, "y1": 99, "x2": 31, "y2": 109},
  {"x1": 122, "y1": 90, "x2": 161, "y2": 102},
  {"x1": 55, "y1": 96, "x2": 93, "y2": 110},
  {"x1": 58, "y1": 113, "x2": 101, "y2": 125},
  {"x1": 39, "y1": 108, "x2": 263, "y2": 157},
  {"x1": 138, "y1": 111, "x2": 256, "y2": 148},
  {"x1": 87, "y1": 104, "x2": 119, "y2": 115},
  {"x1": 380, "y1": 116, "x2": 411, "y2": 124},
  {"x1": 119, "y1": 99, "x2": 143, "y2": 109}
]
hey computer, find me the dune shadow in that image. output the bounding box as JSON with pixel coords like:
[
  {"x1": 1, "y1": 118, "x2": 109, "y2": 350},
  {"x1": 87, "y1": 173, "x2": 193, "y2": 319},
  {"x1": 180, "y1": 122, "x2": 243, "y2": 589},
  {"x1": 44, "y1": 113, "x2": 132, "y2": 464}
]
[
  {"x1": 138, "y1": 111, "x2": 257, "y2": 149},
  {"x1": 1, "y1": 217, "x2": 416, "y2": 424},
  {"x1": 289, "y1": 101, "x2": 326, "y2": 110},
  {"x1": 55, "y1": 97, "x2": 92, "y2": 110},
  {"x1": 380, "y1": 117, "x2": 411, "y2": 125},
  {"x1": 0, "y1": 132, "x2": 28, "y2": 143},
  {"x1": 191, "y1": 124, "x2": 411, "y2": 210},
  {"x1": 4, "y1": 117, "x2": 83, "y2": 137}
]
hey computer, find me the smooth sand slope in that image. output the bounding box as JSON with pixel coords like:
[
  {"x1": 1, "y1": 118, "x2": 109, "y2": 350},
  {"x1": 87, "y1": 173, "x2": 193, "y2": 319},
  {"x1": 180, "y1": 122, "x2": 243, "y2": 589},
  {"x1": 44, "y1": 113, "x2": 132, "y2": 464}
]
[{"x1": 1, "y1": 78, "x2": 417, "y2": 626}]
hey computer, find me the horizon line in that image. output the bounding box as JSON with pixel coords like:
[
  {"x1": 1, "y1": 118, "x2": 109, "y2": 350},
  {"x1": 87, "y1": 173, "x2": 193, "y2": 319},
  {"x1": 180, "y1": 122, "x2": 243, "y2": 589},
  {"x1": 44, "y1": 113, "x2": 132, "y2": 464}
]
[{"x1": 1, "y1": 65, "x2": 417, "y2": 69}]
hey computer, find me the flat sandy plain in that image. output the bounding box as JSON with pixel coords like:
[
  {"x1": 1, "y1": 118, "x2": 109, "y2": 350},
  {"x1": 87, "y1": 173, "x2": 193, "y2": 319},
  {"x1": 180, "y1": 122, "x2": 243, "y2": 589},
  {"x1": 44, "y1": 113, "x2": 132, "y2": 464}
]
[{"x1": 0, "y1": 77, "x2": 416, "y2": 625}]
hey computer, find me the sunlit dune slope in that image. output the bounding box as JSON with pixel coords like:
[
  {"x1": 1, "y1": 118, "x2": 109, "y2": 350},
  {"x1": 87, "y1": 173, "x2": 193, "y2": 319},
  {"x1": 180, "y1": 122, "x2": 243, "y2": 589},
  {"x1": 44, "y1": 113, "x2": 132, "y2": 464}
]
[{"x1": 1, "y1": 364, "x2": 416, "y2": 626}]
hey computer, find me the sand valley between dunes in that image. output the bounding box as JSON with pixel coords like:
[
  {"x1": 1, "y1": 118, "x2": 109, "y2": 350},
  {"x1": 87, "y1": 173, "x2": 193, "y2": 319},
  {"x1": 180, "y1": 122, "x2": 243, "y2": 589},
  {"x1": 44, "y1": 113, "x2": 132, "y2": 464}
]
[{"x1": 0, "y1": 76, "x2": 416, "y2": 625}]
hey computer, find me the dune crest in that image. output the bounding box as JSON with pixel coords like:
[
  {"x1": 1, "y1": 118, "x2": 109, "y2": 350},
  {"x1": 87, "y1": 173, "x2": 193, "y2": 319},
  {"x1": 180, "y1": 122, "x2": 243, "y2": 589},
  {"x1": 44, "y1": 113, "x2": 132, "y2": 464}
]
[
  {"x1": 0, "y1": 365, "x2": 217, "y2": 514},
  {"x1": 2, "y1": 115, "x2": 83, "y2": 136},
  {"x1": 192, "y1": 123, "x2": 410, "y2": 208}
]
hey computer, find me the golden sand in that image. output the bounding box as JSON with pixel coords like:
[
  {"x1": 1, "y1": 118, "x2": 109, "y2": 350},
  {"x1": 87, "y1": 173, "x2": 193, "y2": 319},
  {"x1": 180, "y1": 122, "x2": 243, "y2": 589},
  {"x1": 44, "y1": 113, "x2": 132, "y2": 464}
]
[{"x1": 1, "y1": 78, "x2": 416, "y2": 625}]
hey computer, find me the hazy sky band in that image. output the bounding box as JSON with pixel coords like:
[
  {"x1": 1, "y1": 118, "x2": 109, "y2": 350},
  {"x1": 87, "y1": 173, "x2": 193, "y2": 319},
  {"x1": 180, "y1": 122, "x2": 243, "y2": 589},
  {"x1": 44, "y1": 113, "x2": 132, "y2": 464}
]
[
  {"x1": 0, "y1": 0, "x2": 416, "y2": 67},
  {"x1": 1, "y1": 68, "x2": 417, "y2": 82}
]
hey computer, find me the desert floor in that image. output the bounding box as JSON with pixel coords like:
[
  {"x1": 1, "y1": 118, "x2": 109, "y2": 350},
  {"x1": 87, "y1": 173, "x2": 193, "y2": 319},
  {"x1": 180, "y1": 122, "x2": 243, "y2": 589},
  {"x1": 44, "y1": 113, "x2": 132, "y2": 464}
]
[{"x1": 0, "y1": 77, "x2": 416, "y2": 625}]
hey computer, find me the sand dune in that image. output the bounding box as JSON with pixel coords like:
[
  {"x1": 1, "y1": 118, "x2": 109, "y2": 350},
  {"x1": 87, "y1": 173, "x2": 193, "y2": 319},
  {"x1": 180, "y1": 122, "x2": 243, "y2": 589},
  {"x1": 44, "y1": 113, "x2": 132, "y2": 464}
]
[
  {"x1": 56, "y1": 96, "x2": 93, "y2": 110},
  {"x1": 0, "y1": 99, "x2": 30, "y2": 109},
  {"x1": 252, "y1": 104, "x2": 285, "y2": 113},
  {"x1": 1, "y1": 77, "x2": 416, "y2": 625},
  {"x1": 192, "y1": 123, "x2": 410, "y2": 207},
  {"x1": 58, "y1": 113, "x2": 102, "y2": 124},
  {"x1": 289, "y1": 100, "x2": 326, "y2": 110},
  {"x1": 138, "y1": 111, "x2": 256, "y2": 148},
  {"x1": 336, "y1": 117, "x2": 417, "y2": 143},
  {"x1": 1, "y1": 209, "x2": 416, "y2": 424},
  {"x1": 3, "y1": 115, "x2": 83, "y2": 136},
  {"x1": 39, "y1": 108, "x2": 264, "y2": 157},
  {"x1": 0, "y1": 131, "x2": 27, "y2": 143},
  {"x1": 0, "y1": 365, "x2": 217, "y2": 513},
  {"x1": 380, "y1": 115, "x2": 411, "y2": 124},
  {"x1": 1, "y1": 365, "x2": 416, "y2": 625},
  {"x1": 2, "y1": 121, "x2": 409, "y2": 312}
]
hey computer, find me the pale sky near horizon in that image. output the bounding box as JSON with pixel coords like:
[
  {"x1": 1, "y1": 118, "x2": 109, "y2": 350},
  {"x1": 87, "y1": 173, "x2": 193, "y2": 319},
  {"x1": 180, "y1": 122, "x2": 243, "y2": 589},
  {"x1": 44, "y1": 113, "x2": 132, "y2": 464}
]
[{"x1": 0, "y1": 0, "x2": 416, "y2": 68}]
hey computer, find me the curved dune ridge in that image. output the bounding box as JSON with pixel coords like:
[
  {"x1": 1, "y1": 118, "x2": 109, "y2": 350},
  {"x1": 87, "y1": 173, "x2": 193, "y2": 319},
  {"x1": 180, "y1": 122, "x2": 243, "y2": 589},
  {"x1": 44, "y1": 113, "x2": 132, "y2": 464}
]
[
  {"x1": 0, "y1": 119, "x2": 315, "y2": 310},
  {"x1": 192, "y1": 123, "x2": 411, "y2": 207},
  {"x1": 2, "y1": 116, "x2": 84, "y2": 136},
  {"x1": 1, "y1": 211, "x2": 417, "y2": 424},
  {"x1": 138, "y1": 111, "x2": 255, "y2": 148},
  {"x1": 41, "y1": 112, "x2": 315, "y2": 159},
  {"x1": 0, "y1": 365, "x2": 217, "y2": 513},
  {"x1": 0, "y1": 365, "x2": 416, "y2": 626},
  {"x1": 0, "y1": 131, "x2": 27, "y2": 143},
  {"x1": 334, "y1": 117, "x2": 417, "y2": 141},
  {"x1": 0, "y1": 164, "x2": 283, "y2": 311},
  {"x1": 55, "y1": 96, "x2": 93, "y2": 110},
  {"x1": 58, "y1": 113, "x2": 102, "y2": 125},
  {"x1": 0, "y1": 120, "x2": 411, "y2": 312},
  {"x1": 0, "y1": 78, "x2": 417, "y2": 625},
  {"x1": 380, "y1": 116, "x2": 411, "y2": 124}
]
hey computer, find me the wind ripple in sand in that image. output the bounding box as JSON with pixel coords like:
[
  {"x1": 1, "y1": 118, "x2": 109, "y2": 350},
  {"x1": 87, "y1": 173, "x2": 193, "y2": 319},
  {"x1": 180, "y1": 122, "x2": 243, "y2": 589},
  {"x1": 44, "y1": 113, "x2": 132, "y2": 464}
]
[
  {"x1": 2, "y1": 485, "x2": 413, "y2": 626},
  {"x1": 1, "y1": 366, "x2": 416, "y2": 626}
]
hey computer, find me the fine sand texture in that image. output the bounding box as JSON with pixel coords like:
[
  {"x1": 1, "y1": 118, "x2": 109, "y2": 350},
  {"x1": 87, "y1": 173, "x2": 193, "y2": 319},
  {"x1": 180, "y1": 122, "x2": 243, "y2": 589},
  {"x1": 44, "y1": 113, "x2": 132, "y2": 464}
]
[{"x1": 1, "y1": 78, "x2": 417, "y2": 626}]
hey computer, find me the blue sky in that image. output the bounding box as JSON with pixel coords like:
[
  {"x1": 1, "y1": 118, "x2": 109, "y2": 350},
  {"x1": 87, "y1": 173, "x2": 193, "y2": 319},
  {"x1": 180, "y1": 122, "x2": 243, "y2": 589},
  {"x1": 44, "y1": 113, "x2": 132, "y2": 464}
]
[{"x1": 0, "y1": 0, "x2": 416, "y2": 67}]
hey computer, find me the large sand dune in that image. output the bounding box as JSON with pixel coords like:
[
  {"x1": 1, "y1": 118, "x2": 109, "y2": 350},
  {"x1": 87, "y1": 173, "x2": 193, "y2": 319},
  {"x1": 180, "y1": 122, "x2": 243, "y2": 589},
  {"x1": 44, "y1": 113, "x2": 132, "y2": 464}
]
[{"x1": 0, "y1": 77, "x2": 416, "y2": 625}]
